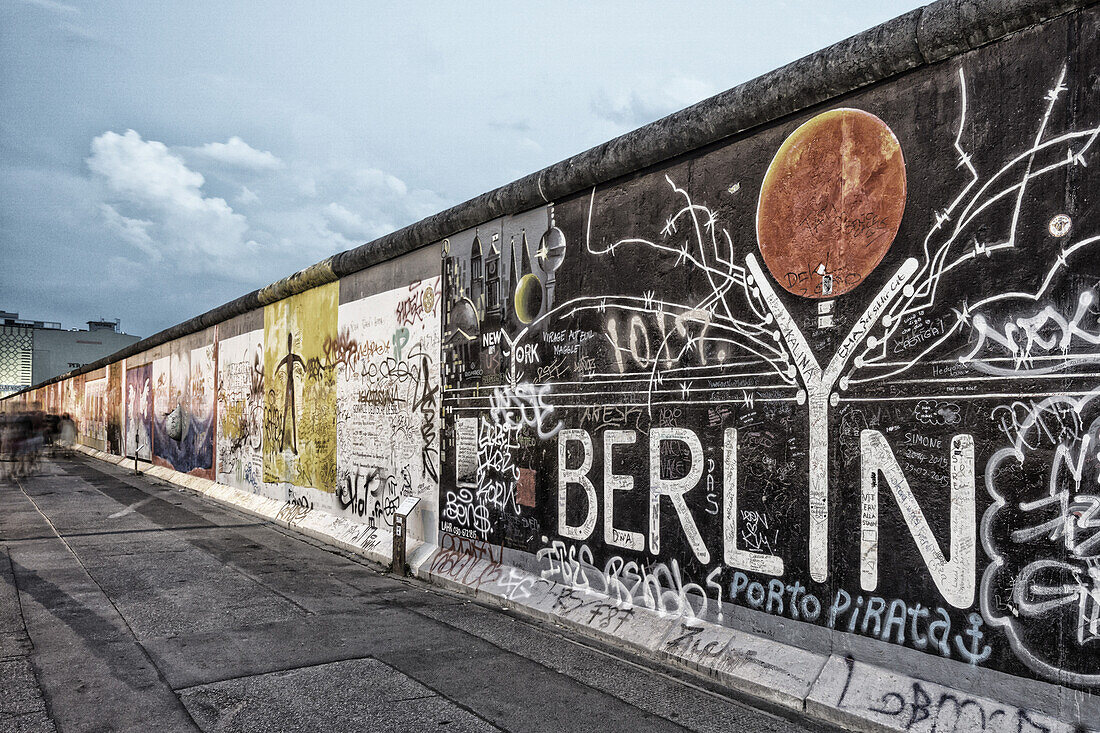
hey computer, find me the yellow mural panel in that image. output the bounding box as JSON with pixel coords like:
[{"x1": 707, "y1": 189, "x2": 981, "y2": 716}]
[{"x1": 262, "y1": 282, "x2": 338, "y2": 492}]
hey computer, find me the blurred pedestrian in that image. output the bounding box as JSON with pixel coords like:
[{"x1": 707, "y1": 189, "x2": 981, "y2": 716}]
[
  {"x1": 0, "y1": 414, "x2": 16, "y2": 481},
  {"x1": 58, "y1": 413, "x2": 76, "y2": 454}
]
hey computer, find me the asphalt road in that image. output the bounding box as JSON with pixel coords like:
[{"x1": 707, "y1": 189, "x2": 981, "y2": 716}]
[{"x1": 0, "y1": 454, "x2": 822, "y2": 733}]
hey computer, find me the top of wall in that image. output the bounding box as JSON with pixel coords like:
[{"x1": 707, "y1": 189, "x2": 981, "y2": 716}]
[{"x1": 6, "y1": 0, "x2": 1094, "y2": 398}]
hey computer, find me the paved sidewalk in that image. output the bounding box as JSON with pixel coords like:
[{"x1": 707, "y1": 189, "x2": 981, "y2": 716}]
[{"x1": 0, "y1": 455, "x2": 822, "y2": 733}]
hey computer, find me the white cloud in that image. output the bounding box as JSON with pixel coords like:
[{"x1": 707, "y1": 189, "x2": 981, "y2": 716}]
[
  {"x1": 322, "y1": 202, "x2": 391, "y2": 242},
  {"x1": 353, "y1": 167, "x2": 407, "y2": 196},
  {"x1": 591, "y1": 76, "x2": 717, "y2": 128},
  {"x1": 60, "y1": 21, "x2": 97, "y2": 43},
  {"x1": 89, "y1": 130, "x2": 205, "y2": 204},
  {"x1": 15, "y1": 0, "x2": 80, "y2": 17},
  {"x1": 15, "y1": 0, "x2": 98, "y2": 47},
  {"x1": 343, "y1": 166, "x2": 445, "y2": 223},
  {"x1": 296, "y1": 175, "x2": 318, "y2": 198},
  {"x1": 80, "y1": 129, "x2": 449, "y2": 302},
  {"x1": 87, "y1": 129, "x2": 249, "y2": 267},
  {"x1": 237, "y1": 186, "x2": 260, "y2": 205},
  {"x1": 99, "y1": 204, "x2": 159, "y2": 261},
  {"x1": 183, "y1": 136, "x2": 284, "y2": 172}
]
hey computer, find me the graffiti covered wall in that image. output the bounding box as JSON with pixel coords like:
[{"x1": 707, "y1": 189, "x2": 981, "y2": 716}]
[
  {"x1": 335, "y1": 276, "x2": 442, "y2": 549},
  {"x1": 439, "y1": 12, "x2": 1100, "y2": 691},
  {"x1": 61, "y1": 374, "x2": 83, "y2": 426},
  {"x1": 216, "y1": 322, "x2": 265, "y2": 494},
  {"x1": 3, "y1": 2, "x2": 1095, "y2": 716},
  {"x1": 151, "y1": 332, "x2": 216, "y2": 478},
  {"x1": 263, "y1": 282, "x2": 338, "y2": 493},
  {"x1": 106, "y1": 361, "x2": 123, "y2": 454},
  {"x1": 82, "y1": 372, "x2": 107, "y2": 450},
  {"x1": 124, "y1": 362, "x2": 152, "y2": 460}
]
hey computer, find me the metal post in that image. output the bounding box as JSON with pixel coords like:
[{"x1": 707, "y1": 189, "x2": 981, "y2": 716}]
[
  {"x1": 391, "y1": 496, "x2": 420, "y2": 575},
  {"x1": 392, "y1": 513, "x2": 405, "y2": 574}
]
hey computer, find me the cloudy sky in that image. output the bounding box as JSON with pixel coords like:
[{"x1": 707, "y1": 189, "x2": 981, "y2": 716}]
[{"x1": 1, "y1": 0, "x2": 925, "y2": 337}]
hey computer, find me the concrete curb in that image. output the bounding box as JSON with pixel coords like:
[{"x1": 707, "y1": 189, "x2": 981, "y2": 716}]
[
  {"x1": 411, "y1": 547, "x2": 1083, "y2": 733},
  {"x1": 71, "y1": 445, "x2": 423, "y2": 570},
  {"x1": 71, "y1": 446, "x2": 1090, "y2": 733}
]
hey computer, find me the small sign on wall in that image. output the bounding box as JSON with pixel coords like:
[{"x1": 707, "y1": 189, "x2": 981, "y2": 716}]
[{"x1": 518, "y1": 468, "x2": 536, "y2": 507}]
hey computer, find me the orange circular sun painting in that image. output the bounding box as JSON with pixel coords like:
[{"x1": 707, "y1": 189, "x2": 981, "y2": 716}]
[{"x1": 756, "y1": 108, "x2": 906, "y2": 299}]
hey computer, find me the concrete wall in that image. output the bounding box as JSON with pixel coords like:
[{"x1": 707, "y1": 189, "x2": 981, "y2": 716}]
[
  {"x1": 24, "y1": 247, "x2": 443, "y2": 560},
  {"x1": 5, "y1": 1, "x2": 1098, "y2": 726},
  {"x1": 438, "y1": 8, "x2": 1100, "y2": 698}
]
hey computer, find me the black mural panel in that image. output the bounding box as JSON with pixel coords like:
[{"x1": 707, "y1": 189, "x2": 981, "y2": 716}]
[{"x1": 441, "y1": 10, "x2": 1100, "y2": 690}]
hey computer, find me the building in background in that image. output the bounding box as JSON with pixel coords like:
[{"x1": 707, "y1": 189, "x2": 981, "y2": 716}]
[{"x1": 0, "y1": 311, "x2": 141, "y2": 398}]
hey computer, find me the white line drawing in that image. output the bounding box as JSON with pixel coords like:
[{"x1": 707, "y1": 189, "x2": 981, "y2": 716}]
[
  {"x1": 440, "y1": 61, "x2": 1100, "y2": 680},
  {"x1": 981, "y1": 387, "x2": 1100, "y2": 686}
]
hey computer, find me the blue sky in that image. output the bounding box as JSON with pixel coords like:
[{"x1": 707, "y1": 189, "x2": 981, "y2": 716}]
[{"x1": 1, "y1": 0, "x2": 926, "y2": 337}]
